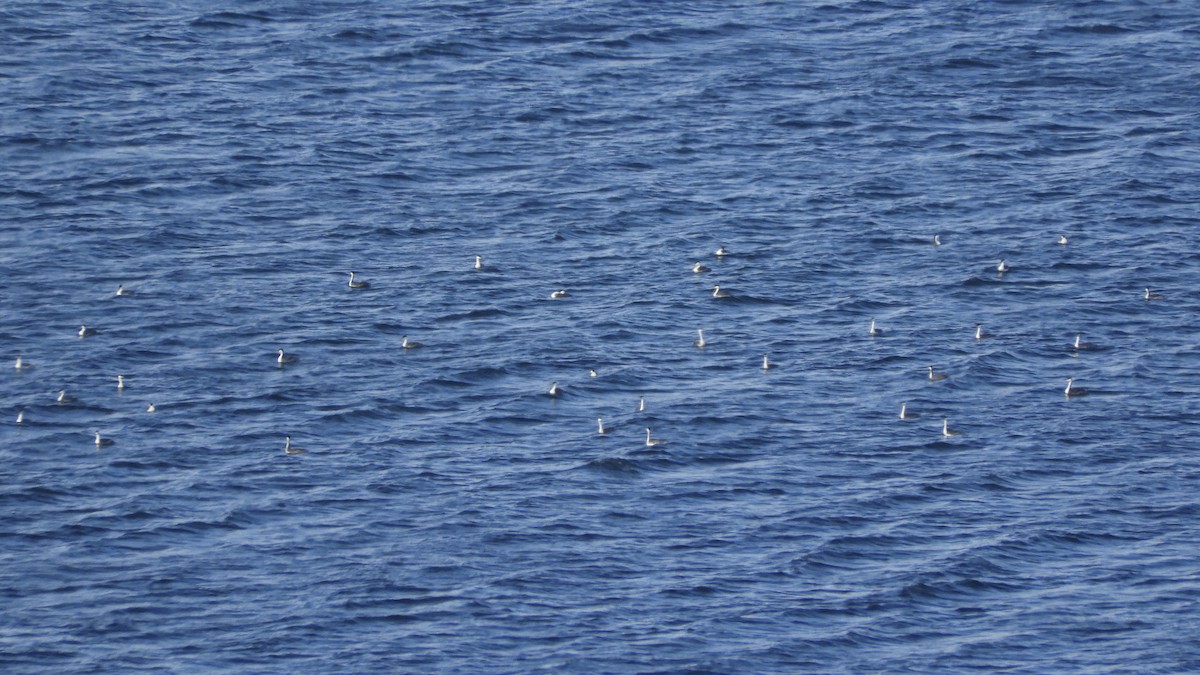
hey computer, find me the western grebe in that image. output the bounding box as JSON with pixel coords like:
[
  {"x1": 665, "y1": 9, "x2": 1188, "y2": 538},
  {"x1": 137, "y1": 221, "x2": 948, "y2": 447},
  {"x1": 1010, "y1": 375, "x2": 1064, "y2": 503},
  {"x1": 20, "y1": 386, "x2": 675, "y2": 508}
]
[
  {"x1": 997, "y1": 259, "x2": 1010, "y2": 273},
  {"x1": 869, "y1": 319, "x2": 882, "y2": 336},
  {"x1": 711, "y1": 285, "x2": 730, "y2": 298},
  {"x1": 942, "y1": 418, "x2": 960, "y2": 437},
  {"x1": 146, "y1": 403, "x2": 156, "y2": 413},
  {"x1": 715, "y1": 246, "x2": 728, "y2": 257},
  {"x1": 550, "y1": 289, "x2": 569, "y2": 299},
  {"x1": 588, "y1": 369, "x2": 598, "y2": 378},
  {"x1": 277, "y1": 349, "x2": 296, "y2": 364},
  {"x1": 597, "y1": 418, "x2": 609, "y2": 435},
  {"x1": 692, "y1": 262, "x2": 711, "y2": 273},
  {"x1": 474, "y1": 255, "x2": 483, "y2": 270},
  {"x1": 94, "y1": 431, "x2": 114, "y2": 448},
  {"x1": 932, "y1": 234, "x2": 941, "y2": 246},
  {"x1": 637, "y1": 396, "x2": 645, "y2": 413},
  {"x1": 283, "y1": 436, "x2": 307, "y2": 455},
  {"x1": 56, "y1": 390, "x2": 74, "y2": 404},
  {"x1": 645, "y1": 428, "x2": 667, "y2": 446},
  {"x1": 548, "y1": 382, "x2": 562, "y2": 397},
  {"x1": 348, "y1": 271, "x2": 369, "y2": 288},
  {"x1": 16, "y1": 408, "x2": 24, "y2": 424},
  {"x1": 975, "y1": 324, "x2": 989, "y2": 340},
  {"x1": 1058, "y1": 235, "x2": 1068, "y2": 245},
  {"x1": 762, "y1": 354, "x2": 773, "y2": 370},
  {"x1": 401, "y1": 336, "x2": 423, "y2": 349},
  {"x1": 78, "y1": 325, "x2": 96, "y2": 338},
  {"x1": 1144, "y1": 288, "x2": 1164, "y2": 301},
  {"x1": 899, "y1": 402, "x2": 919, "y2": 420},
  {"x1": 115, "y1": 284, "x2": 134, "y2": 296},
  {"x1": 928, "y1": 365, "x2": 948, "y2": 381},
  {"x1": 694, "y1": 328, "x2": 706, "y2": 348},
  {"x1": 1072, "y1": 334, "x2": 1094, "y2": 350},
  {"x1": 1064, "y1": 378, "x2": 1087, "y2": 397},
  {"x1": 14, "y1": 356, "x2": 29, "y2": 370},
  {"x1": 117, "y1": 375, "x2": 126, "y2": 390}
]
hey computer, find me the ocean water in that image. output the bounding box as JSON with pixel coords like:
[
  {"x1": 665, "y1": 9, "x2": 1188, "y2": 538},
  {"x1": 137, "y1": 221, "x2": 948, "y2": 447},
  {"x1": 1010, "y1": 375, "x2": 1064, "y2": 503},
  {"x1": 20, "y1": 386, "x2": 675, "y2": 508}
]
[{"x1": 3, "y1": 1, "x2": 1200, "y2": 671}]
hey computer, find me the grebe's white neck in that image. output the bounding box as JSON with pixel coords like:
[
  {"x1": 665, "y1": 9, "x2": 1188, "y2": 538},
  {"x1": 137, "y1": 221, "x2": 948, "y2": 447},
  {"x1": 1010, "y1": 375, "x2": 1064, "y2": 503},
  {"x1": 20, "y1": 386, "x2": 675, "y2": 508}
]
[{"x1": 474, "y1": 255, "x2": 483, "y2": 269}]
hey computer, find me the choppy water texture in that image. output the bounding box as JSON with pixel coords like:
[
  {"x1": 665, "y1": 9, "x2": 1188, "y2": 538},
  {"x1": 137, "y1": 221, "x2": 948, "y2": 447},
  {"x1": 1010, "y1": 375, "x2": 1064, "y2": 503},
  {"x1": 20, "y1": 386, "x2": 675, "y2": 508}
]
[{"x1": 3, "y1": 1, "x2": 1200, "y2": 672}]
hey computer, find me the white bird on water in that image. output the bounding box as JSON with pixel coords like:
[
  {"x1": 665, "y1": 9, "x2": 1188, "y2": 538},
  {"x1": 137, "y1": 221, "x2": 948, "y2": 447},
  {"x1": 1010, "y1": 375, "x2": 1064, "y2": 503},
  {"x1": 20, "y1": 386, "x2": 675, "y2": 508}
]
[
  {"x1": 1058, "y1": 235, "x2": 1069, "y2": 245},
  {"x1": 975, "y1": 324, "x2": 989, "y2": 340},
  {"x1": 942, "y1": 418, "x2": 960, "y2": 437},
  {"x1": 347, "y1": 271, "x2": 369, "y2": 288},
  {"x1": 94, "y1": 431, "x2": 114, "y2": 448},
  {"x1": 711, "y1": 285, "x2": 730, "y2": 298},
  {"x1": 549, "y1": 289, "x2": 569, "y2": 299},
  {"x1": 117, "y1": 375, "x2": 126, "y2": 391},
  {"x1": 636, "y1": 396, "x2": 645, "y2": 413},
  {"x1": 692, "y1": 261, "x2": 711, "y2": 273},
  {"x1": 474, "y1": 255, "x2": 484, "y2": 270},
  {"x1": 283, "y1": 436, "x2": 307, "y2": 455},
  {"x1": 597, "y1": 418, "x2": 609, "y2": 435},
  {"x1": 588, "y1": 369, "x2": 598, "y2": 378},
  {"x1": 645, "y1": 428, "x2": 667, "y2": 447},
  {"x1": 715, "y1": 246, "x2": 728, "y2": 257},
  {"x1": 146, "y1": 403, "x2": 156, "y2": 413},
  {"x1": 548, "y1": 382, "x2": 562, "y2": 397},
  {"x1": 1073, "y1": 334, "x2": 1094, "y2": 351},
  {"x1": 928, "y1": 365, "x2": 948, "y2": 382},
  {"x1": 277, "y1": 349, "x2": 296, "y2": 364},
  {"x1": 401, "y1": 336, "x2": 423, "y2": 349},
  {"x1": 868, "y1": 319, "x2": 882, "y2": 336},
  {"x1": 56, "y1": 389, "x2": 74, "y2": 404},
  {"x1": 14, "y1": 355, "x2": 29, "y2": 370},
  {"x1": 997, "y1": 259, "x2": 1010, "y2": 273},
  {"x1": 16, "y1": 408, "x2": 25, "y2": 424},
  {"x1": 78, "y1": 325, "x2": 97, "y2": 338},
  {"x1": 932, "y1": 234, "x2": 942, "y2": 246},
  {"x1": 115, "y1": 284, "x2": 134, "y2": 296},
  {"x1": 1064, "y1": 378, "x2": 1087, "y2": 397},
  {"x1": 694, "y1": 328, "x2": 706, "y2": 348},
  {"x1": 1144, "y1": 288, "x2": 1164, "y2": 301},
  {"x1": 899, "y1": 402, "x2": 919, "y2": 420},
  {"x1": 761, "y1": 354, "x2": 773, "y2": 370}
]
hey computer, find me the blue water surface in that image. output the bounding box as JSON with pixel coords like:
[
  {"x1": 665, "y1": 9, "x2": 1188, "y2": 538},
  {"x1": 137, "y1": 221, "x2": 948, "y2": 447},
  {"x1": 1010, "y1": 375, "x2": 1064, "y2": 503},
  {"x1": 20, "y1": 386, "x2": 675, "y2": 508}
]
[{"x1": 2, "y1": 1, "x2": 1200, "y2": 672}]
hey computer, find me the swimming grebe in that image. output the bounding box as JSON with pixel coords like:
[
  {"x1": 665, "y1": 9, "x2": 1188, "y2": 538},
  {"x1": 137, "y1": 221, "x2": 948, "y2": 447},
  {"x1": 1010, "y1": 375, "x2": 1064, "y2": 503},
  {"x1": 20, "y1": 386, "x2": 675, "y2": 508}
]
[
  {"x1": 14, "y1": 356, "x2": 29, "y2": 370},
  {"x1": 401, "y1": 336, "x2": 423, "y2": 349},
  {"x1": 1144, "y1": 288, "x2": 1164, "y2": 301},
  {"x1": 78, "y1": 325, "x2": 96, "y2": 338},
  {"x1": 548, "y1": 382, "x2": 562, "y2": 397},
  {"x1": 277, "y1": 349, "x2": 296, "y2": 364},
  {"x1": 115, "y1": 284, "x2": 134, "y2": 296},
  {"x1": 347, "y1": 271, "x2": 369, "y2": 288},
  {"x1": 869, "y1": 319, "x2": 882, "y2": 336},
  {"x1": 474, "y1": 255, "x2": 483, "y2": 270},
  {"x1": 549, "y1": 290, "x2": 569, "y2": 299},
  {"x1": 1058, "y1": 235, "x2": 1068, "y2": 245},
  {"x1": 942, "y1": 418, "x2": 960, "y2": 437},
  {"x1": 1072, "y1": 334, "x2": 1094, "y2": 350},
  {"x1": 932, "y1": 234, "x2": 942, "y2": 246},
  {"x1": 16, "y1": 408, "x2": 24, "y2": 424},
  {"x1": 283, "y1": 436, "x2": 307, "y2": 455},
  {"x1": 56, "y1": 390, "x2": 74, "y2": 404},
  {"x1": 711, "y1": 285, "x2": 730, "y2": 298},
  {"x1": 694, "y1": 328, "x2": 706, "y2": 348},
  {"x1": 146, "y1": 403, "x2": 156, "y2": 413},
  {"x1": 94, "y1": 431, "x2": 114, "y2": 448},
  {"x1": 117, "y1": 375, "x2": 126, "y2": 390},
  {"x1": 637, "y1": 396, "x2": 645, "y2": 413},
  {"x1": 645, "y1": 428, "x2": 667, "y2": 446},
  {"x1": 928, "y1": 365, "x2": 948, "y2": 381},
  {"x1": 762, "y1": 354, "x2": 773, "y2": 370},
  {"x1": 692, "y1": 262, "x2": 711, "y2": 273},
  {"x1": 997, "y1": 259, "x2": 1010, "y2": 273},
  {"x1": 1064, "y1": 378, "x2": 1087, "y2": 397},
  {"x1": 715, "y1": 246, "x2": 728, "y2": 257},
  {"x1": 597, "y1": 418, "x2": 609, "y2": 435},
  {"x1": 899, "y1": 402, "x2": 919, "y2": 420},
  {"x1": 589, "y1": 369, "x2": 598, "y2": 378},
  {"x1": 975, "y1": 324, "x2": 989, "y2": 340}
]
